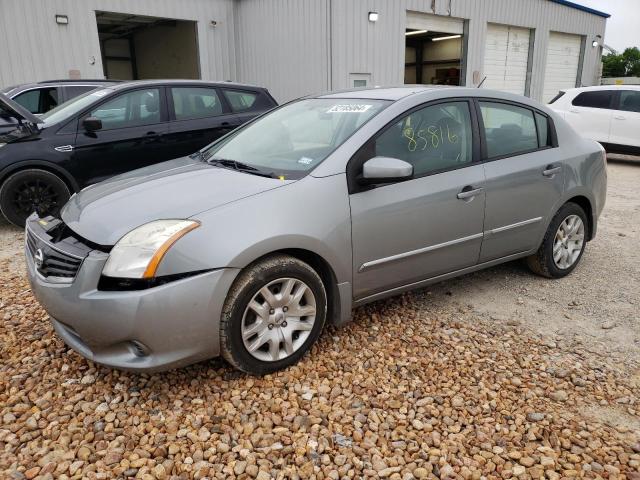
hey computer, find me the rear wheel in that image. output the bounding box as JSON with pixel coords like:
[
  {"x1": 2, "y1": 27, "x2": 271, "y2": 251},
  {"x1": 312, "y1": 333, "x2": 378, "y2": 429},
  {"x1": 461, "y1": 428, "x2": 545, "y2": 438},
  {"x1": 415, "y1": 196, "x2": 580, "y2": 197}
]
[
  {"x1": 0, "y1": 169, "x2": 71, "y2": 227},
  {"x1": 527, "y1": 202, "x2": 587, "y2": 278},
  {"x1": 220, "y1": 254, "x2": 327, "y2": 375}
]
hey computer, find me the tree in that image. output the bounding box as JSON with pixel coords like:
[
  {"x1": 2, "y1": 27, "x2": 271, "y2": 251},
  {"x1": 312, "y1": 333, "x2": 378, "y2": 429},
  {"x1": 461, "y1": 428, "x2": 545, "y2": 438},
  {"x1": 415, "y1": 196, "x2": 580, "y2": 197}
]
[{"x1": 602, "y1": 47, "x2": 640, "y2": 77}]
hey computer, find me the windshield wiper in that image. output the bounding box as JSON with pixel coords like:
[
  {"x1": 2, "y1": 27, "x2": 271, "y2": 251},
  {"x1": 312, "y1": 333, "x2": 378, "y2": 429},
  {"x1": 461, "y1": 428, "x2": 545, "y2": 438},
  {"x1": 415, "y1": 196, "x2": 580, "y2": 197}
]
[{"x1": 206, "y1": 157, "x2": 278, "y2": 179}]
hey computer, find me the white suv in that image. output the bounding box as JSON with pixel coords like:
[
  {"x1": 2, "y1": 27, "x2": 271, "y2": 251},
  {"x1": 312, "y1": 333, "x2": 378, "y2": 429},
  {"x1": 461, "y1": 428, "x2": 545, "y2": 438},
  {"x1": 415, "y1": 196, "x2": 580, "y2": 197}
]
[{"x1": 549, "y1": 85, "x2": 640, "y2": 155}]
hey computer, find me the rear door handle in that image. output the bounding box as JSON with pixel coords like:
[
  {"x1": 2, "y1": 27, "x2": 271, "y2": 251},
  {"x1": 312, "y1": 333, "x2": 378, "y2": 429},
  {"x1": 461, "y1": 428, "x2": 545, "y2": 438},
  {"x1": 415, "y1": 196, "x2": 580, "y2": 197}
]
[
  {"x1": 543, "y1": 165, "x2": 561, "y2": 177},
  {"x1": 457, "y1": 186, "x2": 483, "y2": 200},
  {"x1": 569, "y1": 109, "x2": 580, "y2": 113},
  {"x1": 614, "y1": 115, "x2": 626, "y2": 120}
]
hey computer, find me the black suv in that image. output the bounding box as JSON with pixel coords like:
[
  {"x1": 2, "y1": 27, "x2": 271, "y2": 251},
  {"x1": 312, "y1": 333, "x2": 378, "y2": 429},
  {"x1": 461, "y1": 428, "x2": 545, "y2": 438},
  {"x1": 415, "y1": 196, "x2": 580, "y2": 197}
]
[
  {"x1": 0, "y1": 80, "x2": 277, "y2": 226},
  {"x1": 0, "y1": 79, "x2": 120, "y2": 133}
]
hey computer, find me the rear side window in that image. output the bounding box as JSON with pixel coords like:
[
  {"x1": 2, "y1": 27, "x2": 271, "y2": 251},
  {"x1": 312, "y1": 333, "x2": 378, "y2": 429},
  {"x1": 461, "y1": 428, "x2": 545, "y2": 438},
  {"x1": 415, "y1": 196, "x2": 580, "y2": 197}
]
[
  {"x1": 171, "y1": 87, "x2": 223, "y2": 120},
  {"x1": 572, "y1": 91, "x2": 614, "y2": 109},
  {"x1": 480, "y1": 102, "x2": 538, "y2": 158},
  {"x1": 223, "y1": 89, "x2": 258, "y2": 112},
  {"x1": 619, "y1": 90, "x2": 640, "y2": 113},
  {"x1": 372, "y1": 101, "x2": 473, "y2": 177},
  {"x1": 12, "y1": 87, "x2": 59, "y2": 114},
  {"x1": 534, "y1": 112, "x2": 551, "y2": 147}
]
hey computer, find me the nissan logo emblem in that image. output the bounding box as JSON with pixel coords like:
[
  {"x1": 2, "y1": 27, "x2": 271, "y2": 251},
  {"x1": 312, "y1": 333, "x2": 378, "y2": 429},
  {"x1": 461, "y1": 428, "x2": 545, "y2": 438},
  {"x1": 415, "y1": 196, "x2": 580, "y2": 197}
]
[{"x1": 34, "y1": 248, "x2": 44, "y2": 270}]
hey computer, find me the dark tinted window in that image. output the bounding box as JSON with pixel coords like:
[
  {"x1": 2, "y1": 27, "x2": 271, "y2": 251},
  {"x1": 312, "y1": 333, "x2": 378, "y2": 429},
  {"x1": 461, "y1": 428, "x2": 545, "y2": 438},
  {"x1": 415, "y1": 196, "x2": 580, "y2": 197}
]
[
  {"x1": 12, "y1": 87, "x2": 59, "y2": 114},
  {"x1": 223, "y1": 89, "x2": 258, "y2": 112},
  {"x1": 372, "y1": 102, "x2": 473, "y2": 176},
  {"x1": 572, "y1": 91, "x2": 614, "y2": 109},
  {"x1": 64, "y1": 85, "x2": 99, "y2": 101},
  {"x1": 90, "y1": 88, "x2": 161, "y2": 130},
  {"x1": 480, "y1": 102, "x2": 538, "y2": 158},
  {"x1": 619, "y1": 90, "x2": 640, "y2": 113},
  {"x1": 535, "y1": 112, "x2": 551, "y2": 147},
  {"x1": 171, "y1": 87, "x2": 223, "y2": 120}
]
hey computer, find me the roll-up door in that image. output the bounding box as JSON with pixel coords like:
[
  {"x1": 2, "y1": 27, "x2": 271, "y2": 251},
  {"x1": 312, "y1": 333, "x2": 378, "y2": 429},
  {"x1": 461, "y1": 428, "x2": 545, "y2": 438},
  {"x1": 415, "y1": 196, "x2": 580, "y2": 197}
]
[
  {"x1": 483, "y1": 24, "x2": 531, "y2": 95},
  {"x1": 543, "y1": 32, "x2": 583, "y2": 102}
]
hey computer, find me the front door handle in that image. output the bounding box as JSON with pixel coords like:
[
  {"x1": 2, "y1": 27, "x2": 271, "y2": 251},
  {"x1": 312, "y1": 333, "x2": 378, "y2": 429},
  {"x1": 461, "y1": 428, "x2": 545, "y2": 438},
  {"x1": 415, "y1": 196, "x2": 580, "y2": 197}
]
[
  {"x1": 457, "y1": 186, "x2": 483, "y2": 200},
  {"x1": 543, "y1": 165, "x2": 561, "y2": 177},
  {"x1": 614, "y1": 115, "x2": 626, "y2": 120},
  {"x1": 569, "y1": 109, "x2": 580, "y2": 113}
]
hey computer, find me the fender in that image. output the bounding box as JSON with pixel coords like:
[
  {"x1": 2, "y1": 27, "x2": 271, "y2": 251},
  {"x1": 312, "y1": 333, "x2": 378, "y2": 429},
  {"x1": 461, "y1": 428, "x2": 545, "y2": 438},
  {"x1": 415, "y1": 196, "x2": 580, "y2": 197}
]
[{"x1": 0, "y1": 159, "x2": 80, "y2": 192}]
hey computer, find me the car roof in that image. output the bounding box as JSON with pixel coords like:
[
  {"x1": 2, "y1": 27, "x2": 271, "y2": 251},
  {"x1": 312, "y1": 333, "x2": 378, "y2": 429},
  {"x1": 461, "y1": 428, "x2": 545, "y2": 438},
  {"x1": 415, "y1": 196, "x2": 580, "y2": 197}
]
[
  {"x1": 561, "y1": 85, "x2": 640, "y2": 93},
  {"x1": 317, "y1": 85, "x2": 452, "y2": 101},
  {"x1": 108, "y1": 79, "x2": 269, "y2": 92}
]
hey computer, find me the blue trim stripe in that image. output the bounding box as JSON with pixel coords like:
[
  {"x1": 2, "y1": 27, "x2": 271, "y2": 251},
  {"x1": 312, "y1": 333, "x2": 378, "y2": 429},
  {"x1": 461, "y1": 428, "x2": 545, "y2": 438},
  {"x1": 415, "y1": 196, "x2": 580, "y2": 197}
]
[{"x1": 549, "y1": 0, "x2": 611, "y2": 18}]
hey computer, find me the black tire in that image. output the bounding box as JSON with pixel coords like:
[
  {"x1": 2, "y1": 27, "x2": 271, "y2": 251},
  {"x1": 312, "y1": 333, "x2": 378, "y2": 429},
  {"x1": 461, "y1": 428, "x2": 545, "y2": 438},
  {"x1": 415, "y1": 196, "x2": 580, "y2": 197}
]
[
  {"x1": 220, "y1": 254, "x2": 327, "y2": 375},
  {"x1": 0, "y1": 169, "x2": 71, "y2": 227},
  {"x1": 527, "y1": 202, "x2": 588, "y2": 278}
]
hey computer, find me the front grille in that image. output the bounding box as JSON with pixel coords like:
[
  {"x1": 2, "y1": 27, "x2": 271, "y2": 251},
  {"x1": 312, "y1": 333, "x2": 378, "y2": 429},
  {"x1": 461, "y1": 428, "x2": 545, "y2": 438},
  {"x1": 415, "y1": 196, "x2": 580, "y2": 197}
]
[{"x1": 26, "y1": 217, "x2": 93, "y2": 282}]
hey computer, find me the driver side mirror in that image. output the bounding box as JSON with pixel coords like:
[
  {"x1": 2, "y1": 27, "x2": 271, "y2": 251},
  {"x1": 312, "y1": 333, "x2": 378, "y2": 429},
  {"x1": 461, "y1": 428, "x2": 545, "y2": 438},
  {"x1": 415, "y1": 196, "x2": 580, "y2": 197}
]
[
  {"x1": 82, "y1": 117, "x2": 102, "y2": 132},
  {"x1": 359, "y1": 157, "x2": 413, "y2": 185}
]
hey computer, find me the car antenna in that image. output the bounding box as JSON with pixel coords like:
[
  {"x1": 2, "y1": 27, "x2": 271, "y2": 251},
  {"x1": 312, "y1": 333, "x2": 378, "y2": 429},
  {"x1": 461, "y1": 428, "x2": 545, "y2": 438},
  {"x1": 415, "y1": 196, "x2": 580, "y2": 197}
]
[{"x1": 477, "y1": 76, "x2": 487, "y2": 88}]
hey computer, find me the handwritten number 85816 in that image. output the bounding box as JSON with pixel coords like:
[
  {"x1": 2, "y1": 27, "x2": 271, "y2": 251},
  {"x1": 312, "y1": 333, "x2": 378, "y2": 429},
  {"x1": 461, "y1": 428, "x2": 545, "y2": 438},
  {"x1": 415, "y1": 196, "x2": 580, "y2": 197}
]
[{"x1": 402, "y1": 123, "x2": 459, "y2": 152}]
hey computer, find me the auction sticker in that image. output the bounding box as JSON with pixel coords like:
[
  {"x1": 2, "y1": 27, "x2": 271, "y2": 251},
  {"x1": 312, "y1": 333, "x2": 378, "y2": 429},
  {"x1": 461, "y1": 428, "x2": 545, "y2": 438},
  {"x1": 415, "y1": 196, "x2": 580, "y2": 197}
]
[{"x1": 327, "y1": 104, "x2": 372, "y2": 113}]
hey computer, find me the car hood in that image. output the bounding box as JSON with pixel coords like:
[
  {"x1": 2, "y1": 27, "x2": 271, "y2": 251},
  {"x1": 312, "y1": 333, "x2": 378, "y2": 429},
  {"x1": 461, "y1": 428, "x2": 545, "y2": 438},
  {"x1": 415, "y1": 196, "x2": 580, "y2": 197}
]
[{"x1": 61, "y1": 157, "x2": 292, "y2": 245}]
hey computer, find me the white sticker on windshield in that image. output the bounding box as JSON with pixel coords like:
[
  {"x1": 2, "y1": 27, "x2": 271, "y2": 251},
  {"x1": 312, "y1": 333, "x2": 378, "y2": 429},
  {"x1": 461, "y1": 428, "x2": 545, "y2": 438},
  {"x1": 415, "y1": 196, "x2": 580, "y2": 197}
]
[
  {"x1": 298, "y1": 157, "x2": 313, "y2": 165},
  {"x1": 327, "y1": 104, "x2": 372, "y2": 113}
]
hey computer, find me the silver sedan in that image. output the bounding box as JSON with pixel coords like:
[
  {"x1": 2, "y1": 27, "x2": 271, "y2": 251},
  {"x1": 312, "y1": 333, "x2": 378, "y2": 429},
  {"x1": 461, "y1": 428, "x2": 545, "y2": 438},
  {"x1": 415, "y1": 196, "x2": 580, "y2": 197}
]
[{"x1": 25, "y1": 86, "x2": 607, "y2": 374}]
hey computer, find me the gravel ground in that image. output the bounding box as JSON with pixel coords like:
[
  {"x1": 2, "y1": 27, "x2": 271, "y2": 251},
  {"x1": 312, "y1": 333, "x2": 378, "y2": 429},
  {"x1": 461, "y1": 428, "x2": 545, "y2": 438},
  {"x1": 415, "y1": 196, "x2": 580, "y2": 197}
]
[{"x1": 1, "y1": 157, "x2": 639, "y2": 479}]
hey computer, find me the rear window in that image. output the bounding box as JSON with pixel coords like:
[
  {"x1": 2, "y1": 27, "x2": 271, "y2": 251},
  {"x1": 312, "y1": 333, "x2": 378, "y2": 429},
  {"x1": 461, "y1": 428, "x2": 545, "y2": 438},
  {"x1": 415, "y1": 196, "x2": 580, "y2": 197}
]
[
  {"x1": 572, "y1": 91, "x2": 614, "y2": 109},
  {"x1": 12, "y1": 87, "x2": 59, "y2": 114},
  {"x1": 223, "y1": 89, "x2": 274, "y2": 112}
]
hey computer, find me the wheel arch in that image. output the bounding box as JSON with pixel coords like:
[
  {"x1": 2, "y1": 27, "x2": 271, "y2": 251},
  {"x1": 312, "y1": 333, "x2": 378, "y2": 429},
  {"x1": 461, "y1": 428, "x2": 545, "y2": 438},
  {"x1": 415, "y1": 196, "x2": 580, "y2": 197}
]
[
  {"x1": 564, "y1": 195, "x2": 594, "y2": 241},
  {"x1": 0, "y1": 160, "x2": 79, "y2": 193},
  {"x1": 244, "y1": 248, "x2": 346, "y2": 326}
]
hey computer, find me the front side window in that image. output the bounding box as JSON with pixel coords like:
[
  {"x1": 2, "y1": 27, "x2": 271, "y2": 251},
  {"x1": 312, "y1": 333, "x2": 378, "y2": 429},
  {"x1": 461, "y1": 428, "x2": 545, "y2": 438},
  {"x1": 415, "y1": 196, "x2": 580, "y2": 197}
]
[
  {"x1": 13, "y1": 87, "x2": 59, "y2": 114},
  {"x1": 203, "y1": 98, "x2": 389, "y2": 179},
  {"x1": 619, "y1": 90, "x2": 640, "y2": 113},
  {"x1": 371, "y1": 102, "x2": 473, "y2": 176},
  {"x1": 572, "y1": 91, "x2": 614, "y2": 109},
  {"x1": 480, "y1": 102, "x2": 538, "y2": 158},
  {"x1": 90, "y1": 88, "x2": 161, "y2": 130},
  {"x1": 223, "y1": 89, "x2": 258, "y2": 112},
  {"x1": 172, "y1": 87, "x2": 223, "y2": 120}
]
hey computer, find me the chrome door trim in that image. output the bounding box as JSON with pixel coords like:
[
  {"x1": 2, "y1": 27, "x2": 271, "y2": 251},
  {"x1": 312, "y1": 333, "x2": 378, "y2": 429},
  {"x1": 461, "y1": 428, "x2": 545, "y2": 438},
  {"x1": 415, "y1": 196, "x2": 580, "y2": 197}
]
[
  {"x1": 486, "y1": 216, "x2": 543, "y2": 236},
  {"x1": 358, "y1": 232, "x2": 483, "y2": 273}
]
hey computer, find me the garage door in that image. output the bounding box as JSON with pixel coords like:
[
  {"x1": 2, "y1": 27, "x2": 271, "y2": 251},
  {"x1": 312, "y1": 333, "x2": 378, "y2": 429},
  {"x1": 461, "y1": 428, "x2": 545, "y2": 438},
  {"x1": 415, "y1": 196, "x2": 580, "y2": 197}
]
[
  {"x1": 543, "y1": 32, "x2": 583, "y2": 102},
  {"x1": 483, "y1": 24, "x2": 531, "y2": 95},
  {"x1": 406, "y1": 11, "x2": 464, "y2": 34}
]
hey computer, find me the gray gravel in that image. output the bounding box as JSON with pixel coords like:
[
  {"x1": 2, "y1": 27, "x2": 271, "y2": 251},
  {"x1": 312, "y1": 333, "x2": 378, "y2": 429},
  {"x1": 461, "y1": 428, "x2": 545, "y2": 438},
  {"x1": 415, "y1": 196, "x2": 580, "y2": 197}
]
[{"x1": 1, "y1": 157, "x2": 639, "y2": 479}]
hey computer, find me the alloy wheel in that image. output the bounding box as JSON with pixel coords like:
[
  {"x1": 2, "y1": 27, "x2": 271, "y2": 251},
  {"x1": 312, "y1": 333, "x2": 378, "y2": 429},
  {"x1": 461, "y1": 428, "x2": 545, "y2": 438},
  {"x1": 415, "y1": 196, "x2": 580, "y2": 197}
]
[
  {"x1": 11, "y1": 179, "x2": 61, "y2": 217},
  {"x1": 241, "y1": 277, "x2": 317, "y2": 362},
  {"x1": 553, "y1": 214, "x2": 585, "y2": 269}
]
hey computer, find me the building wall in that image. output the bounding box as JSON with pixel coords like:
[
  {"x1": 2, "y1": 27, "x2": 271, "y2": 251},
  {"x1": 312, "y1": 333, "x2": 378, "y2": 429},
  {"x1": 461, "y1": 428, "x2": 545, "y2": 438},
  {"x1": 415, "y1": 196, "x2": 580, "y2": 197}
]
[{"x1": 0, "y1": 0, "x2": 236, "y2": 88}]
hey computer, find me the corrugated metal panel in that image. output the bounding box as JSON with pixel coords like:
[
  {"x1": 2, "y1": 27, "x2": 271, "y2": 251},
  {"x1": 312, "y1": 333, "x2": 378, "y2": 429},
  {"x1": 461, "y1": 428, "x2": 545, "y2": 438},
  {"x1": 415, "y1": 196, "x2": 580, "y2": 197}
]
[
  {"x1": 234, "y1": 0, "x2": 329, "y2": 102},
  {"x1": 0, "y1": 0, "x2": 237, "y2": 88}
]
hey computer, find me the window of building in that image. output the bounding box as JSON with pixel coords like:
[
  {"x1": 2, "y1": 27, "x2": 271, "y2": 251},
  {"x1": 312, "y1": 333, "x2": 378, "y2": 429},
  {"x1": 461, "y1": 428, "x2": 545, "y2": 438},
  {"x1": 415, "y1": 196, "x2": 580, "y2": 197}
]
[
  {"x1": 172, "y1": 87, "x2": 223, "y2": 120},
  {"x1": 90, "y1": 88, "x2": 161, "y2": 130},
  {"x1": 480, "y1": 102, "x2": 538, "y2": 158},
  {"x1": 572, "y1": 91, "x2": 614, "y2": 109},
  {"x1": 372, "y1": 101, "x2": 473, "y2": 176}
]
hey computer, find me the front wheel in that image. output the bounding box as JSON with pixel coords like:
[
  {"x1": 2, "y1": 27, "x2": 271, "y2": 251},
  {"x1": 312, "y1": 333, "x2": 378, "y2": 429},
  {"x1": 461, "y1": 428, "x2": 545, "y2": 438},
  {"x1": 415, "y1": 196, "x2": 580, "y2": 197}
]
[
  {"x1": 0, "y1": 169, "x2": 71, "y2": 227},
  {"x1": 527, "y1": 202, "x2": 588, "y2": 278},
  {"x1": 220, "y1": 254, "x2": 327, "y2": 375}
]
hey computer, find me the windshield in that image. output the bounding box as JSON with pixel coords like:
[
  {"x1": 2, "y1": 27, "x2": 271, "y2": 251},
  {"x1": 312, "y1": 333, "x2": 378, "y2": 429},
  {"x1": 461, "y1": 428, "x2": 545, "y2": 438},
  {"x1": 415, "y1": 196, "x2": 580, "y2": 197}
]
[
  {"x1": 40, "y1": 88, "x2": 113, "y2": 126},
  {"x1": 202, "y1": 98, "x2": 390, "y2": 179}
]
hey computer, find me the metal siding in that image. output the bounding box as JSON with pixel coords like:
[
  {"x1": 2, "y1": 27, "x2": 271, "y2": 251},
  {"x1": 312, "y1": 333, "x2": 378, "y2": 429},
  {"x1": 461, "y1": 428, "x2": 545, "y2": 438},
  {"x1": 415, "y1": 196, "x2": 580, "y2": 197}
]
[
  {"x1": 0, "y1": 0, "x2": 237, "y2": 88},
  {"x1": 1, "y1": 0, "x2": 607, "y2": 103}
]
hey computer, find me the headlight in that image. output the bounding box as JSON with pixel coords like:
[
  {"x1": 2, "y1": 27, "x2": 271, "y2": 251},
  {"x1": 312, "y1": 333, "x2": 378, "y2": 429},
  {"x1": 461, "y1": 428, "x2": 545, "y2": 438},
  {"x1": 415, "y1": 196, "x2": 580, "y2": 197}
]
[
  {"x1": 102, "y1": 220, "x2": 200, "y2": 279},
  {"x1": 0, "y1": 143, "x2": 6, "y2": 148}
]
